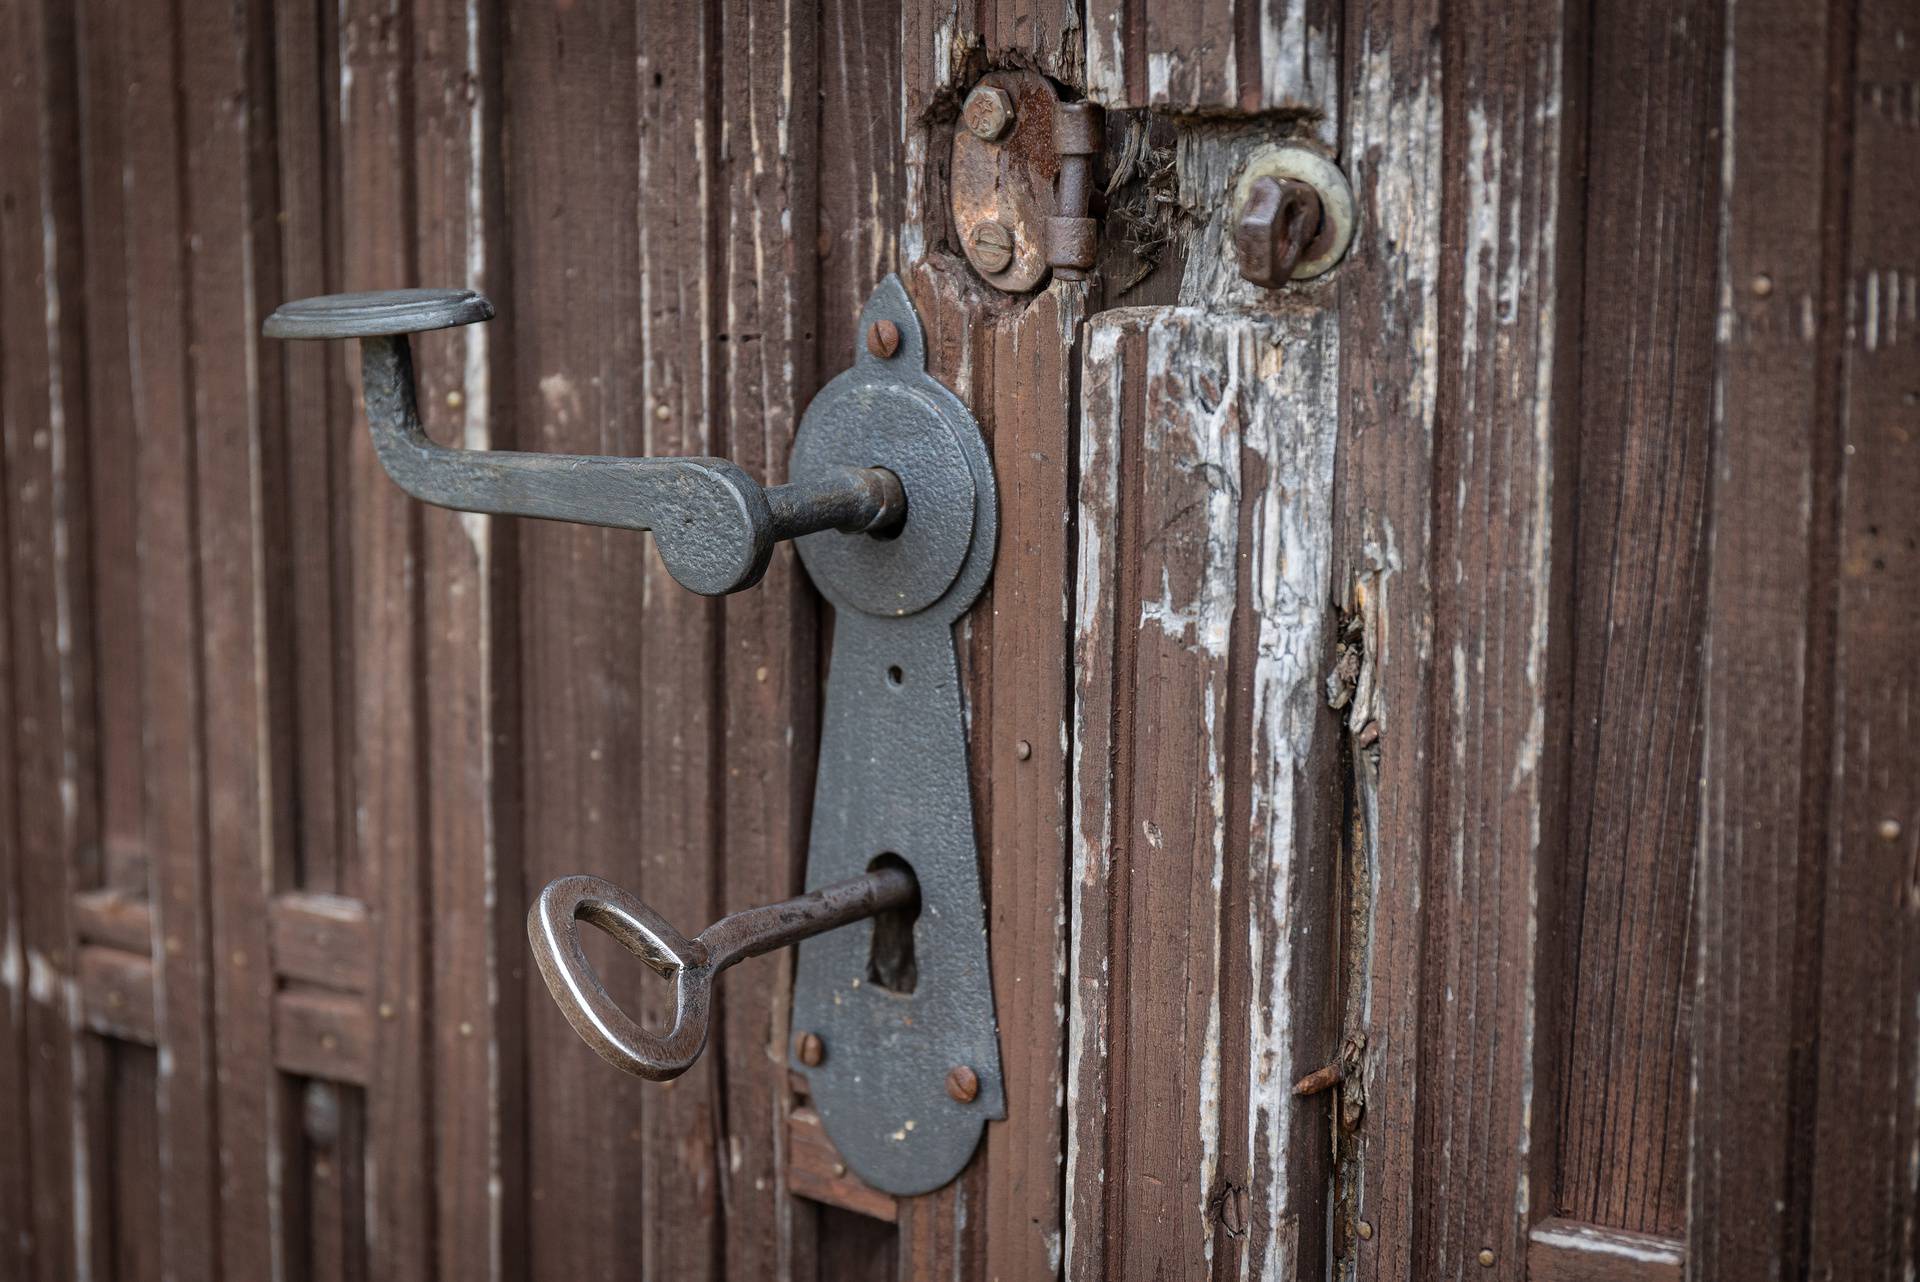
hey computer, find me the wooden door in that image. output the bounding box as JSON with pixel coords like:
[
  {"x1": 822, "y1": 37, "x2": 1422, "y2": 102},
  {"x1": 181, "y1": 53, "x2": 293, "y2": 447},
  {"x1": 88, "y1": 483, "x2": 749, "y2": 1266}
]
[{"x1": 1, "y1": 0, "x2": 1914, "y2": 1279}]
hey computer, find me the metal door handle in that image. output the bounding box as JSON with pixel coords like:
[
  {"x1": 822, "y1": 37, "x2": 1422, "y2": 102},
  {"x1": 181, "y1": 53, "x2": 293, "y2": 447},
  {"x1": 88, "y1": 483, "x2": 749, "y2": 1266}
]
[
  {"x1": 527, "y1": 865, "x2": 916, "y2": 1081},
  {"x1": 262, "y1": 288, "x2": 905, "y2": 596}
]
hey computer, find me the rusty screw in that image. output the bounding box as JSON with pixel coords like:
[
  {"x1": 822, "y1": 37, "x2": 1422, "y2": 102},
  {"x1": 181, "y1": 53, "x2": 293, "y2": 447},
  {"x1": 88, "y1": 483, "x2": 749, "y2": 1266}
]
[
  {"x1": 796, "y1": 1030, "x2": 825, "y2": 1067},
  {"x1": 945, "y1": 1064, "x2": 980, "y2": 1104},
  {"x1": 866, "y1": 319, "x2": 900, "y2": 359},
  {"x1": 970, "y1": 221, "x2": 1015, "y2": 275},
  {"x1": 1234, "y1": 176, "x2": 1324, "y2": 288},
  {"x1": 961, "y1": 85, "x2": 1015, "y2": 141}
]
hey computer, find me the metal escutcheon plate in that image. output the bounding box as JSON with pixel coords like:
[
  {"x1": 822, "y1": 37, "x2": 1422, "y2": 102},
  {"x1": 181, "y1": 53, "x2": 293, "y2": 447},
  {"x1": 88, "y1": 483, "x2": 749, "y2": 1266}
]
[{"x1": 785, "y1": 275, "x2": 1003, "y2": 1196}]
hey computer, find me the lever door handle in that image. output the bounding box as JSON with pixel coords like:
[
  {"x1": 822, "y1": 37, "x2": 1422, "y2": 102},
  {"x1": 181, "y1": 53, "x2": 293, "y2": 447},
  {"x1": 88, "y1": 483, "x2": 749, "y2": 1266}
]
[
  {"x1": 263, "y1": 288, "x2": 905, "y2": 595},
  {"x1": 527, "y1": 865, "x2": 917, "y2": 1081}
]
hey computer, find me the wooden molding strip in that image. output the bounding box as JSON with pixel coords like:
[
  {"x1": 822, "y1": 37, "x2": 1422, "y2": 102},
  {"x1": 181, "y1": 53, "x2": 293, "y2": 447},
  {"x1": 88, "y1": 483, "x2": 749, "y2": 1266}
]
[
  {"x1": 72, "y1": 887, "x2": 153, "y2": 955},
  {"x1": 1529, "y1": 1218, "x2": 1683, "y2": 1282},
  {"x1": 78, "y1": 945, "x2": 157, "y2": 1046},
  {"x1": 786, "y1": 1107, "x2": 896, "y2": 1223},
  {"x1": 269, "y1": 892, "x2": 372, "y2": 994},
  {"x1": 272, "y1": 987, "x2": 374, "y2": 1086}
]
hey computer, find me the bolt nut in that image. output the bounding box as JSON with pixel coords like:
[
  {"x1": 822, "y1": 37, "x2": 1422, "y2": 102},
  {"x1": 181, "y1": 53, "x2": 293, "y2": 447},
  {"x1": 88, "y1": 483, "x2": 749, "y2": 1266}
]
[
  {"x1": 866, "y1": 319, "x2": 900, "y2": 359},
  {"x1": 961, "y1": 86, "x2": 1015, "y2": 141},
  {"x1": 970, "y1": 221, "x2": 1016, "y2": 275},
  {"x1": 945, "y1": 1064, "x2": 980, "y2": 1104},
  {"x1": 1235, "y1": 176, "x2": 1323, "y2": 288},
  {"x1": 795, "y1": 1030, "x2": 825, "y2": 1067}
]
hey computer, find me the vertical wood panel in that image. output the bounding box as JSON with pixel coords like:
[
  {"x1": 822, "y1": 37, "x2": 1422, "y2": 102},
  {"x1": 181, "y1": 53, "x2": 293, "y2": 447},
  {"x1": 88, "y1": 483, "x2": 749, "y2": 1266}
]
[
  {"x1": 1690, "y1": 0, "x2": 1846, "y2": 1275},
  {"x1": 506, "y1": 0, "x2": 651, "y2": 1274},
  {"x1": 898, "y1": 262, "x2": 1083, "y2": 1282},
  {"x1": 1068, "y1": 298, "x2": 1339, "y2": 1281},
  {"x1": 409, "y1": 2, "x2": 523, "y2": 1278},
  {"x1": 1804, "y1": 1, "x2": 1920, "y2": 1274},
  {"x1": 1551, "y1": 0, "x2": 1719, "y2": 1237},
  {"x1": 1415, "y1": 1, "x2": 1581, "y2": 1272},
  {"x1": 118, "y1": 0, "x2": 228, "y2": 1274},
  {"x1": 1331, "y1": 3, "x2": 1443, "y2": 1277},
  {"x1": 1335, "y1": 0, "x2": 1584, "y2": 1277},
  {"x1": 181, "y1": 0, "x2": 287, "y2": 1272},
  {"x1": 0, "y1": 3, "x2": 96, "y2": 1276},
  {"x1": 715, "y1": 0, "x2": 824, "y2": 1276},
  {"x1": 338, "y1": 1, "x2": 435, "y2": 1273},
  {"x1": 635, "y1": 4, "x2": 726, "y2": 1278}
]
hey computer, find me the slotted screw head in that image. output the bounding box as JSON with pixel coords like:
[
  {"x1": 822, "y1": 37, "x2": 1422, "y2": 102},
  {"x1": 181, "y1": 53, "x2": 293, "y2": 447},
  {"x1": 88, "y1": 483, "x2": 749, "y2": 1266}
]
[
  {"x1": 1234, "y1": 175, "x2": 1324, "y2": 288},
  {"x1": 961, "y1": 86, "x2": 1015, "y2": 140},
  {"x1": 866, "y1": 319, "x2": 900, "y2": 359},
  {"x1": 970, "y1": 221, "x2": 1016, "y2": 274},
  {"x1": 796, "y1": 1031, "x2": 825, "y2": 1067},
  {"x1": 945, "y1": 1064, "x2": 980, "y2": 1104}
]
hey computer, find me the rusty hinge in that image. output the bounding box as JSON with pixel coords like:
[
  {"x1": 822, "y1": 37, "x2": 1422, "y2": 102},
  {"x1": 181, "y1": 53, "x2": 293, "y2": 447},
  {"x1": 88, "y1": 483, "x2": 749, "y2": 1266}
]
[{"x1": 951, "y1": 72, "x2": 1101, "y2": 291}]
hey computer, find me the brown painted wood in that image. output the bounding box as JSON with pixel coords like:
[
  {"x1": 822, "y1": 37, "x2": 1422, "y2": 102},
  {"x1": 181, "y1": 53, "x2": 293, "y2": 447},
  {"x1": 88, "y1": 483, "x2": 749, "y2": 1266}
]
[
  {"x1": 506, "y1": 2, "x2": 653, "y2": 1276},
  {"x1": 789, "y1": 1108, "x2": 899, "y2": 1224},
  {"x1": 714, "y1": 0, "x2": 828, "y2": 1276},
  {"x1": 276, "y1": 989, "x2": 377, "y2": 1085},
  {"x1": 1528, "y1": 1219, "x2": 1684, "y2": 1282},
  {"x1": 338, "y1": 2, "x2": 435, "y2": 1274},
  {"x1": 1069, "y1": 295, "x2": 1340, "y2": 1280},
  {"x1": 9, "y1": 2, "x2": 1920, "y2": 1279},
  {"x1": 1329, "y1": 2, "x2": 1444, "y2": 1276},
  {"x1": 181, "y1": 3, "x2": 287, "y2": 1273},
  {"x1": 1085, "y1": 0, "x2": 1339, "y2": 123},
  {"x1": 1803, "y1": 2, "x2": 1920, "y2": 1275},
  {"x1": 1689, "y1": 0, "x2": 1851, "y2": 1277},
  {"x1": 408, "y1": 2, "x2": 525, "y2": 1276},
  {"x1": 634, "y1": 6, "x2": 727, "y2": 1277},
  {"x1": 272, "y1": 894, "x2": 375, "y2": 992},
  {"x1": 79, "y1": 947, "x2": 158, "y2": 1046},
  {"x1": 1551, "y1": 0, "x2": 1719, "y2": 1239}
]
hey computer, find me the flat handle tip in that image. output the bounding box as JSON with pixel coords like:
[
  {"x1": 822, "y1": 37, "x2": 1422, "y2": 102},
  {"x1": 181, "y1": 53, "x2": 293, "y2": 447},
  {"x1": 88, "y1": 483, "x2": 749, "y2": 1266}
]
[{"x1": 263, "y1": 287, "x2": 494, "y2": 340}]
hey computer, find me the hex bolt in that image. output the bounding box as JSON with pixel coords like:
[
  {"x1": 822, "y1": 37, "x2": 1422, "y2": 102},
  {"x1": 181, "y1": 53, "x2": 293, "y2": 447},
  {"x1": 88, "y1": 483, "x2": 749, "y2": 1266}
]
[
  {"x1": 961, "y1": 85, "x2": 1015, "y2": 141},
  {"x1": 970, "y1": 221, "x2": 1016, "y2": 275},
  {"x1": 945, "y1": 1064, "x2": 980, "y2": 1104},
  {"x1": 866, "y1": 319, "x2": 900, "y2": 359},
  {"x1": 796, "y1": 1030, "x2": 825, "y2": 1067},
  {"x1": 1235, "y1": 175, "x2": 1324, "y2": 288}
]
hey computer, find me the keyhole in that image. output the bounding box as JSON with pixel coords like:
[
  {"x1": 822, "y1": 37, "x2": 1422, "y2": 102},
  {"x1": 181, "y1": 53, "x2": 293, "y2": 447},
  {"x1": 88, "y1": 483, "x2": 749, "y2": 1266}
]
[{"x1": 865, "y1": 853, "x2": 919, "y2": 994}]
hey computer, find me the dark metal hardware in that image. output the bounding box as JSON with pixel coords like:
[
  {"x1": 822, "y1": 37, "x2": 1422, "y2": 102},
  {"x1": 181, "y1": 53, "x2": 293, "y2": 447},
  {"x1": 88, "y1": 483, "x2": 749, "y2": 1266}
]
[
  {"x1": 262, "y1": 288, "x2": 905, "y2": 597},
  {"x1": 528, "y1": 866, "x2": 917, "y2": 1081},
  {"x1": 267, "y1": 276, "x2": 1002, "y2": 1197},
  {"x1": 784, "y1": 276, "x2": 1003, "y2": 1195},
  {"x1": 1229, "y1": 145, "x2": 1357, "y2": 286},
  {"x1": 1234, "y1": 176, "x2": 1323, "y2": 287},
  {"x1": 952, "y1": 72, "x2": 1101, "y2": 291}
]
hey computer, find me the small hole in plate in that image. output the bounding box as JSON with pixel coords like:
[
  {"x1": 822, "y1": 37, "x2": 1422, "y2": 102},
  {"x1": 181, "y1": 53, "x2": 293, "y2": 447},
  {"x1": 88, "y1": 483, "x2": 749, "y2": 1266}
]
[{"x1": 886, "y1": 664, "x2": 904, "y2": 688}]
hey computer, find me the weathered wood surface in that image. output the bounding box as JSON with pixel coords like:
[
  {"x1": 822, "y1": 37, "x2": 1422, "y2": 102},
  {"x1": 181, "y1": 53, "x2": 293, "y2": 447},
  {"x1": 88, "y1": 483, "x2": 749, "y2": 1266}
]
[
  {"x1": 1069, "y1": 296, "x2": 1339, "y2": 1280},
  {"x1": 4, "y1": 1, "x2": 1918, "y2": 1280}
]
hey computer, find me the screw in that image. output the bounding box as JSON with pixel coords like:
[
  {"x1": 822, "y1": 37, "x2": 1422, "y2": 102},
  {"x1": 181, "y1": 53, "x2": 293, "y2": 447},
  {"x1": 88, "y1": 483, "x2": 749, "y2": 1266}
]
[
  {"x1": 1478, "y1": 1248, "x2": 1496, "y2": 1268},
  {"x1": 1234, "y1": 175, "x2": 1323, "y2": 288},
  {"x1": 1880, "y1": 818, "x2": 1903, "y2": 841},
  {"x1": 866, "y1": 319, "x2": 900, "y2": 359},
  {"x1": 970, "y1": 221, "x2": 1015, "y2": 275},
  {"x1": 796, "y1": 1031, "x2": 825, "y2": 1067},
  {"x1": 1015, "y1": 739, "x2": 1032, "y2": 761},
  {"x1": 1356, "y1": 1220, "x2": 1374, "y2": 1241},
  {"x1": 961, "y1": 85, "x2": 1015, "y2": 141},
  {"x1": 945, "y1": 1064, "x2": 980, "y2": 1103}
]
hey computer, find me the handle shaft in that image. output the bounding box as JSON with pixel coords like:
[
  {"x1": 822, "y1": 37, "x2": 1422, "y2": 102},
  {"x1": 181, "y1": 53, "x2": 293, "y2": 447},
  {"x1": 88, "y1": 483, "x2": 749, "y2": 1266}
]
[{"x1": 264, "y1": 289, "x2": 905, "y2": 596}]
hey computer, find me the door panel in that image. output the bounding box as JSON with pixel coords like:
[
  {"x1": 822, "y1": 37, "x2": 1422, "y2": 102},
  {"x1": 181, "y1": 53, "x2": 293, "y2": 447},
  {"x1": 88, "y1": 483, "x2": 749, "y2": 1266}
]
[{"x1": 3, "y1": 0, "x2": 1917, "y2": 1279}]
